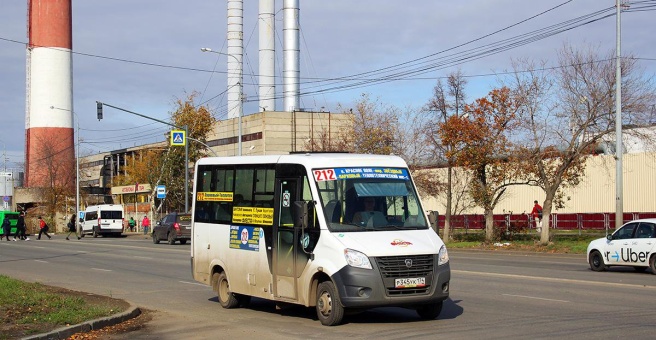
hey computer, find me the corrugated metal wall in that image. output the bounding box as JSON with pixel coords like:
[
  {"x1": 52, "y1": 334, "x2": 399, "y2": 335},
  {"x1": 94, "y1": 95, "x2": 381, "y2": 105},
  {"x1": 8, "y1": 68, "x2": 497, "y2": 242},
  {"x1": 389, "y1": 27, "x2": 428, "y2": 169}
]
[{"x1": 421, "y1": 152, "x2": 656, "y2": 214}]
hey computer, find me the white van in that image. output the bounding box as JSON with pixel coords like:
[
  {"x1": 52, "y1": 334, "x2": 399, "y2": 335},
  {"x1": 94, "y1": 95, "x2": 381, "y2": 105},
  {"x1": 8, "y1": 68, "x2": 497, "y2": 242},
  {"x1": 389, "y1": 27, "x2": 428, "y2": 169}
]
[{"x1": 81, "y1": 204, "x2": 124, "y2": 238}]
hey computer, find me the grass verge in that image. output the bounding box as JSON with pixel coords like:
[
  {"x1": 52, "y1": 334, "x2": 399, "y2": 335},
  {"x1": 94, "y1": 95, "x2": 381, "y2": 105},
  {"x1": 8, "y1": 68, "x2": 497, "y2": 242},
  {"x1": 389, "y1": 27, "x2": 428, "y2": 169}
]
[
  {"x1": 444, "y1": 229, "x2": 607, "y2": 254},
  {"x1": 0, "y1": 275, "x2": 128, "y2": 339}
]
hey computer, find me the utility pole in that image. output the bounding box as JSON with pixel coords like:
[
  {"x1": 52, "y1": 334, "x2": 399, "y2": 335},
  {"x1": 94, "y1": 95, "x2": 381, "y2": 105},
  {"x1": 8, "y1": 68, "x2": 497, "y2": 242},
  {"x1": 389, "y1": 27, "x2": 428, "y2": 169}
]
[{"x1": 615, "y1": 0, "x2": 627, "y2": 229}]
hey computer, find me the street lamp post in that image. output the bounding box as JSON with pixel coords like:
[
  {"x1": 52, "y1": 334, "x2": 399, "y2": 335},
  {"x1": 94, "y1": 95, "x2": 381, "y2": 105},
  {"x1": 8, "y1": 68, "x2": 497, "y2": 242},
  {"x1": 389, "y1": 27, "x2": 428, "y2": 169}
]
[
  {"x1": 200, "y1": 47, "x2": 243, "y2": 156},
  {"x1": 187, "y1": 136, "x2": 219, "y2": 157},
  {"x1": 96, "y1": 102, "x2": 190, "y2": 213}
]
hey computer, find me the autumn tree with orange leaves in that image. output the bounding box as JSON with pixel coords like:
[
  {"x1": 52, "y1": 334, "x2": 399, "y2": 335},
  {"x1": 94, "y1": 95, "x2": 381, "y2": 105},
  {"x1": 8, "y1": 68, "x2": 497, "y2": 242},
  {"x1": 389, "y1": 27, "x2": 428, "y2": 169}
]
[{"x1": 439, "y1": 87, "x2": 525, "y2": 241}]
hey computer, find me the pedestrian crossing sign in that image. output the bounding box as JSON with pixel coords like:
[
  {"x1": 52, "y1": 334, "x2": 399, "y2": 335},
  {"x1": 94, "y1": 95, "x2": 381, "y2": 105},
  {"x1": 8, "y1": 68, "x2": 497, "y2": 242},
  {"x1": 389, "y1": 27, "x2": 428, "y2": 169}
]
[{"x1": 171, "y1": 130, "x2": 186, "y2": 146}]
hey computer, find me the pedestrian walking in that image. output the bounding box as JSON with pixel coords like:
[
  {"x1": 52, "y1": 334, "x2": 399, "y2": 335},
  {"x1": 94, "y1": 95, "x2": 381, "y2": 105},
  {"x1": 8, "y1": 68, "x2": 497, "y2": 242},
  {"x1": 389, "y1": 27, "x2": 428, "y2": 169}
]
[
  {"x1": 128, "y1": 216, "x2": 136, "y2": 232},
  {"x1": 14, "y1": 212, "x2": 27, "y2": 240},
  {"x1": 142, "y1": 215, "x2": 150, "y2": 235},
  {"x1": 66, "y1": 214, "x2": 80, "y2": 240},
  {"x1": 1, "y1": 215, "x2": 11, "y2": 241},
  {"x1": 37, "y1": 216, "x2": 52, "y2": 240}
]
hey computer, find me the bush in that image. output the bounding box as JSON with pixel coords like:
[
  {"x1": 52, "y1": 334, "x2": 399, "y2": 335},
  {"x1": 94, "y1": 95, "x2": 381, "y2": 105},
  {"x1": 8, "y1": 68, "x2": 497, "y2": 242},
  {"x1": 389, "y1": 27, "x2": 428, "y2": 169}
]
[{"x1": 493, "y1": 220, "x2": 530, "y2": 241}]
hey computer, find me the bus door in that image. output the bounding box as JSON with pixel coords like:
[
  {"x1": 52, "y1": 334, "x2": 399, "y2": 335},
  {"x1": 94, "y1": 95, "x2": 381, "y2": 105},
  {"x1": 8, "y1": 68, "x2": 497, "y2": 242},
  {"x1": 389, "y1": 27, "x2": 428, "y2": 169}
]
[{"x1": 274, "y1": 178, "x2": 304, "y2": 300}]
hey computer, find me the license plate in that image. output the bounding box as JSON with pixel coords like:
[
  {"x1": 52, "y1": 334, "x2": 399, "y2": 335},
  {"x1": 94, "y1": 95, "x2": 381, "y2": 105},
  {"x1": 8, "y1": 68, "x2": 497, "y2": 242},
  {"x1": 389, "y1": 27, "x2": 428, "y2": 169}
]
[
  {"x1": 185, "y1": 227, "x2": 191, "y2": 229},
  {"x1": 395, "y1": 277, "x2": 426, "y2": 288}
]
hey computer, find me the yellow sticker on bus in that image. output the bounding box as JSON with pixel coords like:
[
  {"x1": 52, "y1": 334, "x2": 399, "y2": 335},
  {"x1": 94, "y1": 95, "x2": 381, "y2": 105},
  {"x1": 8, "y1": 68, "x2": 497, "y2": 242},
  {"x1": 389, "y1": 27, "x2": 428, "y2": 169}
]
[
  {"x1": 196, "y1": 192, "x2": 234, "y2": 202},
  {"x1": 232, "y1": 207, "x2": 274, "y2": 225}
]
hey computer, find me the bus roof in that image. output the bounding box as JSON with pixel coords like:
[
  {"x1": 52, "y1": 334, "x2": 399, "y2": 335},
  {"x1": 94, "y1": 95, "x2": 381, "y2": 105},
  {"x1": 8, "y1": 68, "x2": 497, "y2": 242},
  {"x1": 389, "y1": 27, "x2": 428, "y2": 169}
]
[{"x1": 195, "y1": 153, "x2": 408, "y2": 169}]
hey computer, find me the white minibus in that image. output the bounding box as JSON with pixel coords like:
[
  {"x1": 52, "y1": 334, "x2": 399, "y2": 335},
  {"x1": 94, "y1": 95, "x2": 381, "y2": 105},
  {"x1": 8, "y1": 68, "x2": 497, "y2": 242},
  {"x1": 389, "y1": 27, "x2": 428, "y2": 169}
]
[
  {"x1": 81, "y1": 204, "x2": 124, "y2": 238},
  {"x1": 191, "y1": 153, "x2": 450, "y2": 326}
]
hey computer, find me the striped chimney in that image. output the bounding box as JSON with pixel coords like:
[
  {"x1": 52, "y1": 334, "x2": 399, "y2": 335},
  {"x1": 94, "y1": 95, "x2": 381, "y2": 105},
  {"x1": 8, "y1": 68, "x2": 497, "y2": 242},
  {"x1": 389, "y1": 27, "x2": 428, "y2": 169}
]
[{"x1": 26, "y1": 0, "x2": 75, "y2": 189}]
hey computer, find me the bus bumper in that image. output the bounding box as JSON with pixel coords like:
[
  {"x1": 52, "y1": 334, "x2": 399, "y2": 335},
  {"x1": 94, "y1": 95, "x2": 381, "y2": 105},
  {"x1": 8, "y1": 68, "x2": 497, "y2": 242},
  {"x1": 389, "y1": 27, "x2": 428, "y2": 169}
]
[{"x1": 330, "y1": 259, "x2": 450, "y2": 308}]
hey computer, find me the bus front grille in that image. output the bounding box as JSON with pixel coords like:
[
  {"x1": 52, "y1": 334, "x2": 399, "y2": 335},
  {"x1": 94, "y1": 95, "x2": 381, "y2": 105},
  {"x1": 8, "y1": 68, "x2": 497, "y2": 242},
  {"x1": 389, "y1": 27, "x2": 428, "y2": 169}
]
[{"x1": 375, "y1": 255, "x2": 434, "y2": 296}]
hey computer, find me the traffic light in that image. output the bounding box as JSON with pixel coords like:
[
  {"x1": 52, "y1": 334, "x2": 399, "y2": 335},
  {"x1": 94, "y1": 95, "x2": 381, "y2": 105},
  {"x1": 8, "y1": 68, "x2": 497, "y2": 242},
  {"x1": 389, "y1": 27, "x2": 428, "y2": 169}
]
[{"x1": 96, "y1": 102, "x2": 103, "y2": 120}]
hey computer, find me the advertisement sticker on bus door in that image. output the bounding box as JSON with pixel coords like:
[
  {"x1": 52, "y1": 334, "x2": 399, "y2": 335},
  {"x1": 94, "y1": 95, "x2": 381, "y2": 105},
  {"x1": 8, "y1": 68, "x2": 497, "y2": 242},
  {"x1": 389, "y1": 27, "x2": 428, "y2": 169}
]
[
  {"x1": 229, "y1": 225, "x2": 260, "y2": 251},
  {"x1": 232, "y1": 207, "x2": 274, "y2": 225}
]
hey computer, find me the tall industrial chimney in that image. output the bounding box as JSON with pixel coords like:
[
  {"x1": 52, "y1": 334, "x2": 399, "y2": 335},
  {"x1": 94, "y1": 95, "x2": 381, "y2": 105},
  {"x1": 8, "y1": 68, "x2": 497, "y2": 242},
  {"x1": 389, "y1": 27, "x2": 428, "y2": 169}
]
[
  {"x1": 26, "y1": 0, "x2": 75, "y2": 188},
  {"x1": 283, "y1": 0, "x2": 300, "y2": 112},
  {"x1": 227, "y1": 0, "x2": 244, "y2": 120},
  {"x1": 259, "y1": 0, "x2": 275, "y2": 111}
]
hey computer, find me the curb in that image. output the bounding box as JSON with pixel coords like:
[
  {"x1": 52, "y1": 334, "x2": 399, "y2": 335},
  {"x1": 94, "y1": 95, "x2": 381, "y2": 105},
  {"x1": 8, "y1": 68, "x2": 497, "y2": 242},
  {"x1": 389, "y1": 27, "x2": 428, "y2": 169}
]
[{"x1": 23, "y1": 304, "x2": 142, "y2": 340}]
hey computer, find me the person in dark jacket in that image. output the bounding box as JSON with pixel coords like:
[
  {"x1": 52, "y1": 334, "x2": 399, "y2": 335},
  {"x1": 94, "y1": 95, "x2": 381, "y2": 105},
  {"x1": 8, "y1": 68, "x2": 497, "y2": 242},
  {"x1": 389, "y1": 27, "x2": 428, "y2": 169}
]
[
  {"x1": 14, "y1": 212, "x2": 27, "y2": 241},
  {"x1": 66, "y1": 214, "x2": 80, "y2": 240},
  {"x1": 1, "y1": 216, "x2": 10, "y2": 241}
]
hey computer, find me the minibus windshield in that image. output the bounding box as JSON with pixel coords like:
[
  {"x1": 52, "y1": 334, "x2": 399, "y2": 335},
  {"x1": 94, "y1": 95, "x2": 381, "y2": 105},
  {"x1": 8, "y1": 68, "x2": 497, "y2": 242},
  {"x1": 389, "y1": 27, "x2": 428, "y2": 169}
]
[{"x1": 313, "y1": 167, "x2": 429, "y2": 232}]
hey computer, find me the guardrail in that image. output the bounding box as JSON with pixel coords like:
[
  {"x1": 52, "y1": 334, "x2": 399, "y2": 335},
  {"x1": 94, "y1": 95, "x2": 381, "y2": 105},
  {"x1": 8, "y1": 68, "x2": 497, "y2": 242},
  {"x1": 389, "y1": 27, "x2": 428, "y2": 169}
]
[{"x1": 438, "y1": 212, "x2": 656, "y2": 233}]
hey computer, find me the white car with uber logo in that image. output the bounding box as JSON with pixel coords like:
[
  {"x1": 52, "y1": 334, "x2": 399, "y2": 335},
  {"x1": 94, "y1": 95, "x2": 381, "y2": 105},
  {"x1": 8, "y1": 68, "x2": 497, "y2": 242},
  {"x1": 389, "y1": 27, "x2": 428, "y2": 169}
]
[{"x1": 587, "y1": 218, "x2": 656, "y2": 273}]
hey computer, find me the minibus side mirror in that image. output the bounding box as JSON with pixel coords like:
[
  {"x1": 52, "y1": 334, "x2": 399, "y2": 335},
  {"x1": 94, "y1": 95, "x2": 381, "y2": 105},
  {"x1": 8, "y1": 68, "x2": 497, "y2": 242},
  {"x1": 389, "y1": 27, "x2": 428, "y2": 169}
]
[
  {"x1": 428, "y1": 210, "x2": 439, "y2": 231},
  {"x1": 293, "y1": 201, "x2": 309, "y2": 229}
]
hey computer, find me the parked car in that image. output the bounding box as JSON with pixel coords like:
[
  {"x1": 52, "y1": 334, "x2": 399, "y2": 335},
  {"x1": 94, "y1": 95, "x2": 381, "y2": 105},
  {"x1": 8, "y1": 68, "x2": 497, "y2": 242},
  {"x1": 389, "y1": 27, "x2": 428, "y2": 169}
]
[
  {"x1": 587, "y1": 218, "x2": 656, "y2": 274},
  {"x1": 152, "y1": 212, "x2": 191, "y2": 245}
]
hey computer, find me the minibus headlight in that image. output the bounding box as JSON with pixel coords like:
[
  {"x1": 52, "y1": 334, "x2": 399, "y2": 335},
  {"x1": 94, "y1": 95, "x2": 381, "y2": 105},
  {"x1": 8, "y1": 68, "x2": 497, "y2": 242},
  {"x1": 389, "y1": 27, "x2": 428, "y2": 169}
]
[
  {"x1": 438, "y1": 245, "x2": 449, "y2": 266},
  {"x1": 344, "y1": 249, "x2": 372, "y2": 269}
]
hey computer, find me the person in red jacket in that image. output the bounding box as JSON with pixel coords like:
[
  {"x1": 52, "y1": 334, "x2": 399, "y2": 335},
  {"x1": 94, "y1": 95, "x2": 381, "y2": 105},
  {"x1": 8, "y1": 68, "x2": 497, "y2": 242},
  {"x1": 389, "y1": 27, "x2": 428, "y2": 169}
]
[
  {"x1": 142, "y1": 215, "x2": 150, "y2": 235},
  {"x1": 531, "y1": 200, "x2": 543, "y2": 232},
  {"x1": 37, "y1": 216, "x2": 52, "y2": 240}
]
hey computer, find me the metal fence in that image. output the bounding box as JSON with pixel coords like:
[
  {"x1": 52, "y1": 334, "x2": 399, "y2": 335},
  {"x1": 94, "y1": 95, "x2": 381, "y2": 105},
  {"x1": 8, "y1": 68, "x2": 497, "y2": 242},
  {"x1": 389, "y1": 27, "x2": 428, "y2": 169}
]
[{"x1": 438, "y1": 212, "x2": 656, "y2": 233}]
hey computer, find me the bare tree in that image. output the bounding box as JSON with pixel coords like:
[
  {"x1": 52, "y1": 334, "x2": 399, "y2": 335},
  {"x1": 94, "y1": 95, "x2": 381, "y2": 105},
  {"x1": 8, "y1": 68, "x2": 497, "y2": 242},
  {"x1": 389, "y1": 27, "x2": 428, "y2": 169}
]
[
  {"x1": 424, "y1": 70, "x2": 469, "y2": 242},
  {"x1": 507, "y1": 44, "x2": 656, "y2": 244},
  {"x1": 31, "y1": 133, "x2": 76, "y2": 227}
]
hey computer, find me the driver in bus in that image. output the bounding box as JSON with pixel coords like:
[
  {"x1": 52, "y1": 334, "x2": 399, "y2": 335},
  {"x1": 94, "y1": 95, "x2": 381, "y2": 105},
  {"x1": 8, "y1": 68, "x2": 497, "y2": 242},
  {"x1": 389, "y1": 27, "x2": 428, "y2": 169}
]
[{"x1": 352, "y1": 197, "x2": 387, "y2": 227}]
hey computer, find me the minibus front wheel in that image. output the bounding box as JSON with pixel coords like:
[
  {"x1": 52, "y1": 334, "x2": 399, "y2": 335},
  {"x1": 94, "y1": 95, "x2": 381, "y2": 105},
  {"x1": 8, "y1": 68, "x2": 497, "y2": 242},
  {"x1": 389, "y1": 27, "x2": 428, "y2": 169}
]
[
  {"x1": 316, "y1": 281, "x2": 344, "y2": 326},
  {"x1": 416, "y1": 301, "x2": 443, "y2": 320}
]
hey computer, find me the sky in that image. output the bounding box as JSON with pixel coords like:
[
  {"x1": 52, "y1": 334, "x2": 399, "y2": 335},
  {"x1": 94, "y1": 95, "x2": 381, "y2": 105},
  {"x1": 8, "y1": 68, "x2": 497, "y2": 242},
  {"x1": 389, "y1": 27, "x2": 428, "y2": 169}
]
[{"x1": 0, "y1": 0, "x2": 654, "y2": 171}]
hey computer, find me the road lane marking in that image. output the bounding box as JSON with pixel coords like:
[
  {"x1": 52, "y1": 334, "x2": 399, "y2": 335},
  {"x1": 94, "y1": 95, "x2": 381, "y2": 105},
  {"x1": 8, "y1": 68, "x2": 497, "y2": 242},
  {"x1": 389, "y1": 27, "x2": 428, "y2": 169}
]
[
  {"x1": 91, "y1": 268, "x2": 112, "y2": 272},
  {"x1": 179, "y1": 280, "x2": 207, "y2": 287},
  {"x1": 34, "y1": 260, "x2": 48, "y2": 263},
  {"x1": 131, "y1": 256, "x2": 152, "y2": 260},
  {"x1": 502, "y1": 293, "x2": 569, "y2": 303},
  {"x1": 453, "y1": 269, "x2": 656, "y2": 290}
]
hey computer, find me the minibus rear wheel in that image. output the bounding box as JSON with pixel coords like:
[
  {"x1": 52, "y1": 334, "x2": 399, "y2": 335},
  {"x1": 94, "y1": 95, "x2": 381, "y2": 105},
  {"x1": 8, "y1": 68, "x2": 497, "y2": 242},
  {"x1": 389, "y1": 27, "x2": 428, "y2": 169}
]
[{"x1": 214, "y1": 272, "x2": 239, "y2": 308}]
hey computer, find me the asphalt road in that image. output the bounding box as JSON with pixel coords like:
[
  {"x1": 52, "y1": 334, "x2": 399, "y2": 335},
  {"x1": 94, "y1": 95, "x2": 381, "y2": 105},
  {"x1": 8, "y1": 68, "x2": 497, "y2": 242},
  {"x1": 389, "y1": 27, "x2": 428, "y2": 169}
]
[{"x1": 1, "y1": 235, "x2": 655, "y2": 339}]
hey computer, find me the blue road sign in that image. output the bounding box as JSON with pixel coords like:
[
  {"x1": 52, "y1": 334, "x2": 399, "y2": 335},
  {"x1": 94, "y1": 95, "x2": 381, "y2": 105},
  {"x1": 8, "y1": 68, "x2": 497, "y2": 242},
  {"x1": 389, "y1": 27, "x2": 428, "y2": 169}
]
[
  {"x1": 171, "y1": 130, "x2": 186, "y2": 146},
  {"x1": 156, "y1": 185, "x2": 166, "y2": 199}
]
